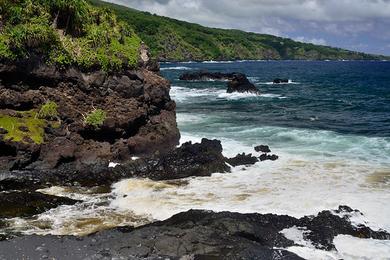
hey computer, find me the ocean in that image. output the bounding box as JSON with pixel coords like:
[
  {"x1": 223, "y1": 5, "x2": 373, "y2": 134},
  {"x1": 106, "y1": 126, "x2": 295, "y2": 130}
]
[{"x1": 4, "y1": 60, "x2": 390, "y2": 259}]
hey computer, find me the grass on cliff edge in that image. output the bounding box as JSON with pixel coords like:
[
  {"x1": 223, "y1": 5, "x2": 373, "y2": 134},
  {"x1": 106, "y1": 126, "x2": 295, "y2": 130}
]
[
  {"x1": 0, "y1": 0, "x2": 141, "y2": 71},
  {"x1": 0, "y1": 112, "x2": 45, "y2": 144}
]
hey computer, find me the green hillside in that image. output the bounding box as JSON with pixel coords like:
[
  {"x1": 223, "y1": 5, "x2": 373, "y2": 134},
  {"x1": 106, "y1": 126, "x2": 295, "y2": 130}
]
[{"x1": 90, "y1": 0, "x2": 387, "y2": 61}]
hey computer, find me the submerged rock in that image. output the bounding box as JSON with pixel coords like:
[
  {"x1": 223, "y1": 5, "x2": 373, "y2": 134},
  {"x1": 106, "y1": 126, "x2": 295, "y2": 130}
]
[
  {"x1": 1, "y1": 206, "x2": 388, "y2": 259},
  {"x1": 226, "y1": 153, "x2": 259, "y2": 166},
  {"x1": 273, "y1": 78, "x2": 289, "y2": 84},
  {"x1": 0, "y1": 191, "x2": 79, "y2": 218},
  {"x1": 226, "y1": 73, "x2": 260, "y2": 94}
]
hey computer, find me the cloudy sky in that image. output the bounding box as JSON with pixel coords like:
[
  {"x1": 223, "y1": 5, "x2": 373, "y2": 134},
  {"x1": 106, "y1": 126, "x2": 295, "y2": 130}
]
[{"x1": 105, "y1": 0, "x2": 390, "y2": 55}]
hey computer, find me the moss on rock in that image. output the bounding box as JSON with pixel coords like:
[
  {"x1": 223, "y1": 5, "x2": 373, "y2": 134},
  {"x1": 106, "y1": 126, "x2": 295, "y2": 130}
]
[{"x1": 0, "y1": 112, "x2": 46, "y2": 144}]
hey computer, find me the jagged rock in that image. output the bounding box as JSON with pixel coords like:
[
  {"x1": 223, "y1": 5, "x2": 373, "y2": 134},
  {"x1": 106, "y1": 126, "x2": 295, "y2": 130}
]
[
  {"x1": 179, "y1": 70, "x2": 238, "y2": 81},
  {"x1": 0, "y1": 139, "x2": 230, "y2": 189},
  {"x1": 0, "y1": 57, "x2": 180, "y2": 171},
  {"x1": 226, "y1": 153, "x2": 259, "y2": 166},
  {"x1": 0, "y1": 191, "x2": 79, "y2": 218},
  {"x1": 227, "y1": 73, "x2": 260, "y2": 94},
  {"x1": 273, "y1": 78, "x2": 289, "y2": 84},
  {"x1": 1, "y1": 207, "x2": 389, "y2": 259},
  {"x1": 300, "y1": 206, "x2": 390, "y2": 250},
  {"x1": 259, "y1": 154, "x2": 279, "y2": 161},
  {"x1": 255, "y1": 145, "x2": 271, "y2": 153}
]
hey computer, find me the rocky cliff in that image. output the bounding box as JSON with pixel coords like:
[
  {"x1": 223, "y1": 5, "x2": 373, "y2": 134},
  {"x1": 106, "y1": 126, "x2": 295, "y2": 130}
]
[{"x1": 0, "y1": 53, "x2": 180, "y2": 172}]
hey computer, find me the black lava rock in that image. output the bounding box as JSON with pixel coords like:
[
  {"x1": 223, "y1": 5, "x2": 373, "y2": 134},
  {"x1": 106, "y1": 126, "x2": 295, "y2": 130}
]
[{"x1": 255, "y1": 145, "x2": 271, "y2": 153}]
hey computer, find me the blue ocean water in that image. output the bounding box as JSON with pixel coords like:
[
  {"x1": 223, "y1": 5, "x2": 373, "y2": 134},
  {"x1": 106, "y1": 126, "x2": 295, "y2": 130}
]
[{"x1": 162, "y1": 60, "x2": 390, "y2": 137}]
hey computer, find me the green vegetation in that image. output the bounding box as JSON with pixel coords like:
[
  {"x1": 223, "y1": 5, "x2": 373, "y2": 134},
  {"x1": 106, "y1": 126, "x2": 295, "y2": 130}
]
[
  {"x1": 84, "y1": 109, "x2": 106, "y2": 128},
  {"x1": 37, "y1": 101, "x2": 58, "y2": 120},
  {"x1": 0, "y1": 112, "x2": 45, "y2": 144},
  {"x1": 90, "y1": 0, "x2": 388, "y2": 61},
  {"x1": 0, "y1": 0, "x2": 142, "y2": 71}
]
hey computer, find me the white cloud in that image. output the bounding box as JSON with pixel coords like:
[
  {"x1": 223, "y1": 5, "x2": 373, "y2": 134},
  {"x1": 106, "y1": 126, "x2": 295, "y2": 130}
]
[{"x1": 295, "y1": 37, "x2": 327, "y2": 45}]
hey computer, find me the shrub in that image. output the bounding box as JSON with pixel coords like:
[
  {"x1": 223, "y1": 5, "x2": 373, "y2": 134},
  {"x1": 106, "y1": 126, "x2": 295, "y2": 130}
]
[
  {"x1": 37, "y1": 101, "x2": 58, "y2": 119},
  {"x1": 0, "y1": 0, "x2": 142, "y2": 71},
  {"x1": 84, "y1": 109, "x2": 106, "y2": 128}
]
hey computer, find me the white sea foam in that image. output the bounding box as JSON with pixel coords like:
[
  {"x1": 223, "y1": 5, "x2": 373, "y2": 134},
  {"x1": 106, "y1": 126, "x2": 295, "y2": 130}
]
[
  {"x1": 171, "y1": 86, "x2": 285, "y2": 102},
  {"x1": 160, "y1": 66, "x2": 192, "y2": 71},
  {"x1": 202, "y1": 60, "x2": 234, "y2": 64},
  {"x1": 259, "y1": 79, "x2": 300, "y2": 85},
  {"x1": 334, "y1": 235, "x2": 390, "y2": 260},
  {"x1": 280, "y1": 228, "x2": 390, "y2": 259},
  {"x1": 109, "y1": 129, "x2": 390, "y2": 233}
]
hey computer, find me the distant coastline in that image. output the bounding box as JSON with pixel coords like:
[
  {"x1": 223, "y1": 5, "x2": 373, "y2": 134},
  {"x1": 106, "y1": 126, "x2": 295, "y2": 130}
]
[{"x1": 91, "y1": 0, "x2": 390, "y2": 62}]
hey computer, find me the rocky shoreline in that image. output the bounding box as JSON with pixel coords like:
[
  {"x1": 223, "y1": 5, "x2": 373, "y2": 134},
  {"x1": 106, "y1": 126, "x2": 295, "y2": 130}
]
[
  {"x1": 1, "y1": 50, "x2": 390, "y2": 260},
  {"x1": 0, "y1": 206, "x2": 389, "y2": 259}
]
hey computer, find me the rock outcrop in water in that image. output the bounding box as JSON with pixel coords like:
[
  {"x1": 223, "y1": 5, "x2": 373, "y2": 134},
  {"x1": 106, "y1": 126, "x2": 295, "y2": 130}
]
[
  {"x1": 180, "y1": 71, "x2": 260, "y2": 94},
  {"x1": 0, "y1": 138, "x2": 230, "y2": 189},
  {"x1": 0, "y1": 139, "x2": 283, "y2": 189},
  {"x1": 0, "y1": 206, "x2": 389, "y2": 259},
  {"x1": 179, "y1": 70, "x2": 238, "y2": 81},
  {"x1": 0, "y1": 55, "x2": 180, "y2": 173},
  {"x1": 226, "y1": 73, "x2": 260, "y2": 94},
  {"x1": 273, "y1": 78, "x2": 289, "y2": 84},
  {"x1": 0, "y1": 191, "x2": 79, "y2": 218}
]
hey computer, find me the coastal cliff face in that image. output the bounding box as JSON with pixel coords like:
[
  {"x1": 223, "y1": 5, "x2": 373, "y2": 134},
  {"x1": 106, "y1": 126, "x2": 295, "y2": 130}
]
[
  {"x1": 0, "y1": 55, "x2": 180, "y2": 171},
  {"x1": 0, "y1": 0, "x2": 180, "y2": 172}
]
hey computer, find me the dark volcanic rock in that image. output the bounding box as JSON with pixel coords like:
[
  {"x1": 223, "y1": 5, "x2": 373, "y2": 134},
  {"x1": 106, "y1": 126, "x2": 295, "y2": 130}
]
[
  {"x1": 227, "y1": 73, "x2": 260, "y2": 94},
  {"x1": 0, "y1": 191, "x2": 79, "y2": 218},
  {"x1": 1, "y1": 207, "x2": 389, "y2": 259},
  {"x1": 0, "y1": 139, "x2": 230, "y2": 189},
  {"x1": 273, "y1": 78, "x2": 289, "y2": 84},
  {"x1": 226, "y1": 153, "x2": 259, "y2": 167},
  {"x1": 0, "y1": 57, "x2": 180, "y2": 172},
  {"x1": 179, "y1": 70, "x2": 238, "y2": 81},
  {"x1": 300, "y1": 206, "x2": 390, "y2": 250},
  {"x1": 255, "y1": 145, "x2": 271, "y2": 153},
  {"x1": 259, "y1": 154, "x2": 279, "y2": 161},
  {"x1": 130, "y1": 138, "x2": 231, "y2": 180}
]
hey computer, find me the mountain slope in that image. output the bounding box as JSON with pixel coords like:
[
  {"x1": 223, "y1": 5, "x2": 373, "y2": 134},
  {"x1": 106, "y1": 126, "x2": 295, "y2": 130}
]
[{"x1": 90, "y1": 0, "x2": 387, "y2": 61}]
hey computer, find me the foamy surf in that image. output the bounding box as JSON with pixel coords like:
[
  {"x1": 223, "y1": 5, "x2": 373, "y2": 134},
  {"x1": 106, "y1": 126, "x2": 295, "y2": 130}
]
[
  {"x1": 171, "y1": 86, "x2": 285, "y2": 102},
  {"x1": 160, "y1": 66, "x2": 193, "y2": 70},
  {"x1": 258, "y1": 79, "x2": 300, "y2": 85}
]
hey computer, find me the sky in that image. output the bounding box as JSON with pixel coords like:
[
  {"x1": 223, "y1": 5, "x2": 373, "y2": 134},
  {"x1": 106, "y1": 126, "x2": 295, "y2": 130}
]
[{"x1": 104, "y1": 0, "x2": 390, "y2": 56}]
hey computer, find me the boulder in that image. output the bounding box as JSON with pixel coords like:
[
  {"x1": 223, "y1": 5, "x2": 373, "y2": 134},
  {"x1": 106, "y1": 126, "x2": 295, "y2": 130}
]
[
  {"x1": 226, "y1": 153, "x2": 259, "y2": 166},
  {"x1": 227, "y1": 73, "x2": 260, "y2": 94},
  {"x1": 255, "y1": 145, "x2": 271, "y2": 153},
  {"x1": 259, "y1": 154, "x2": 279, "y2": 161}
]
